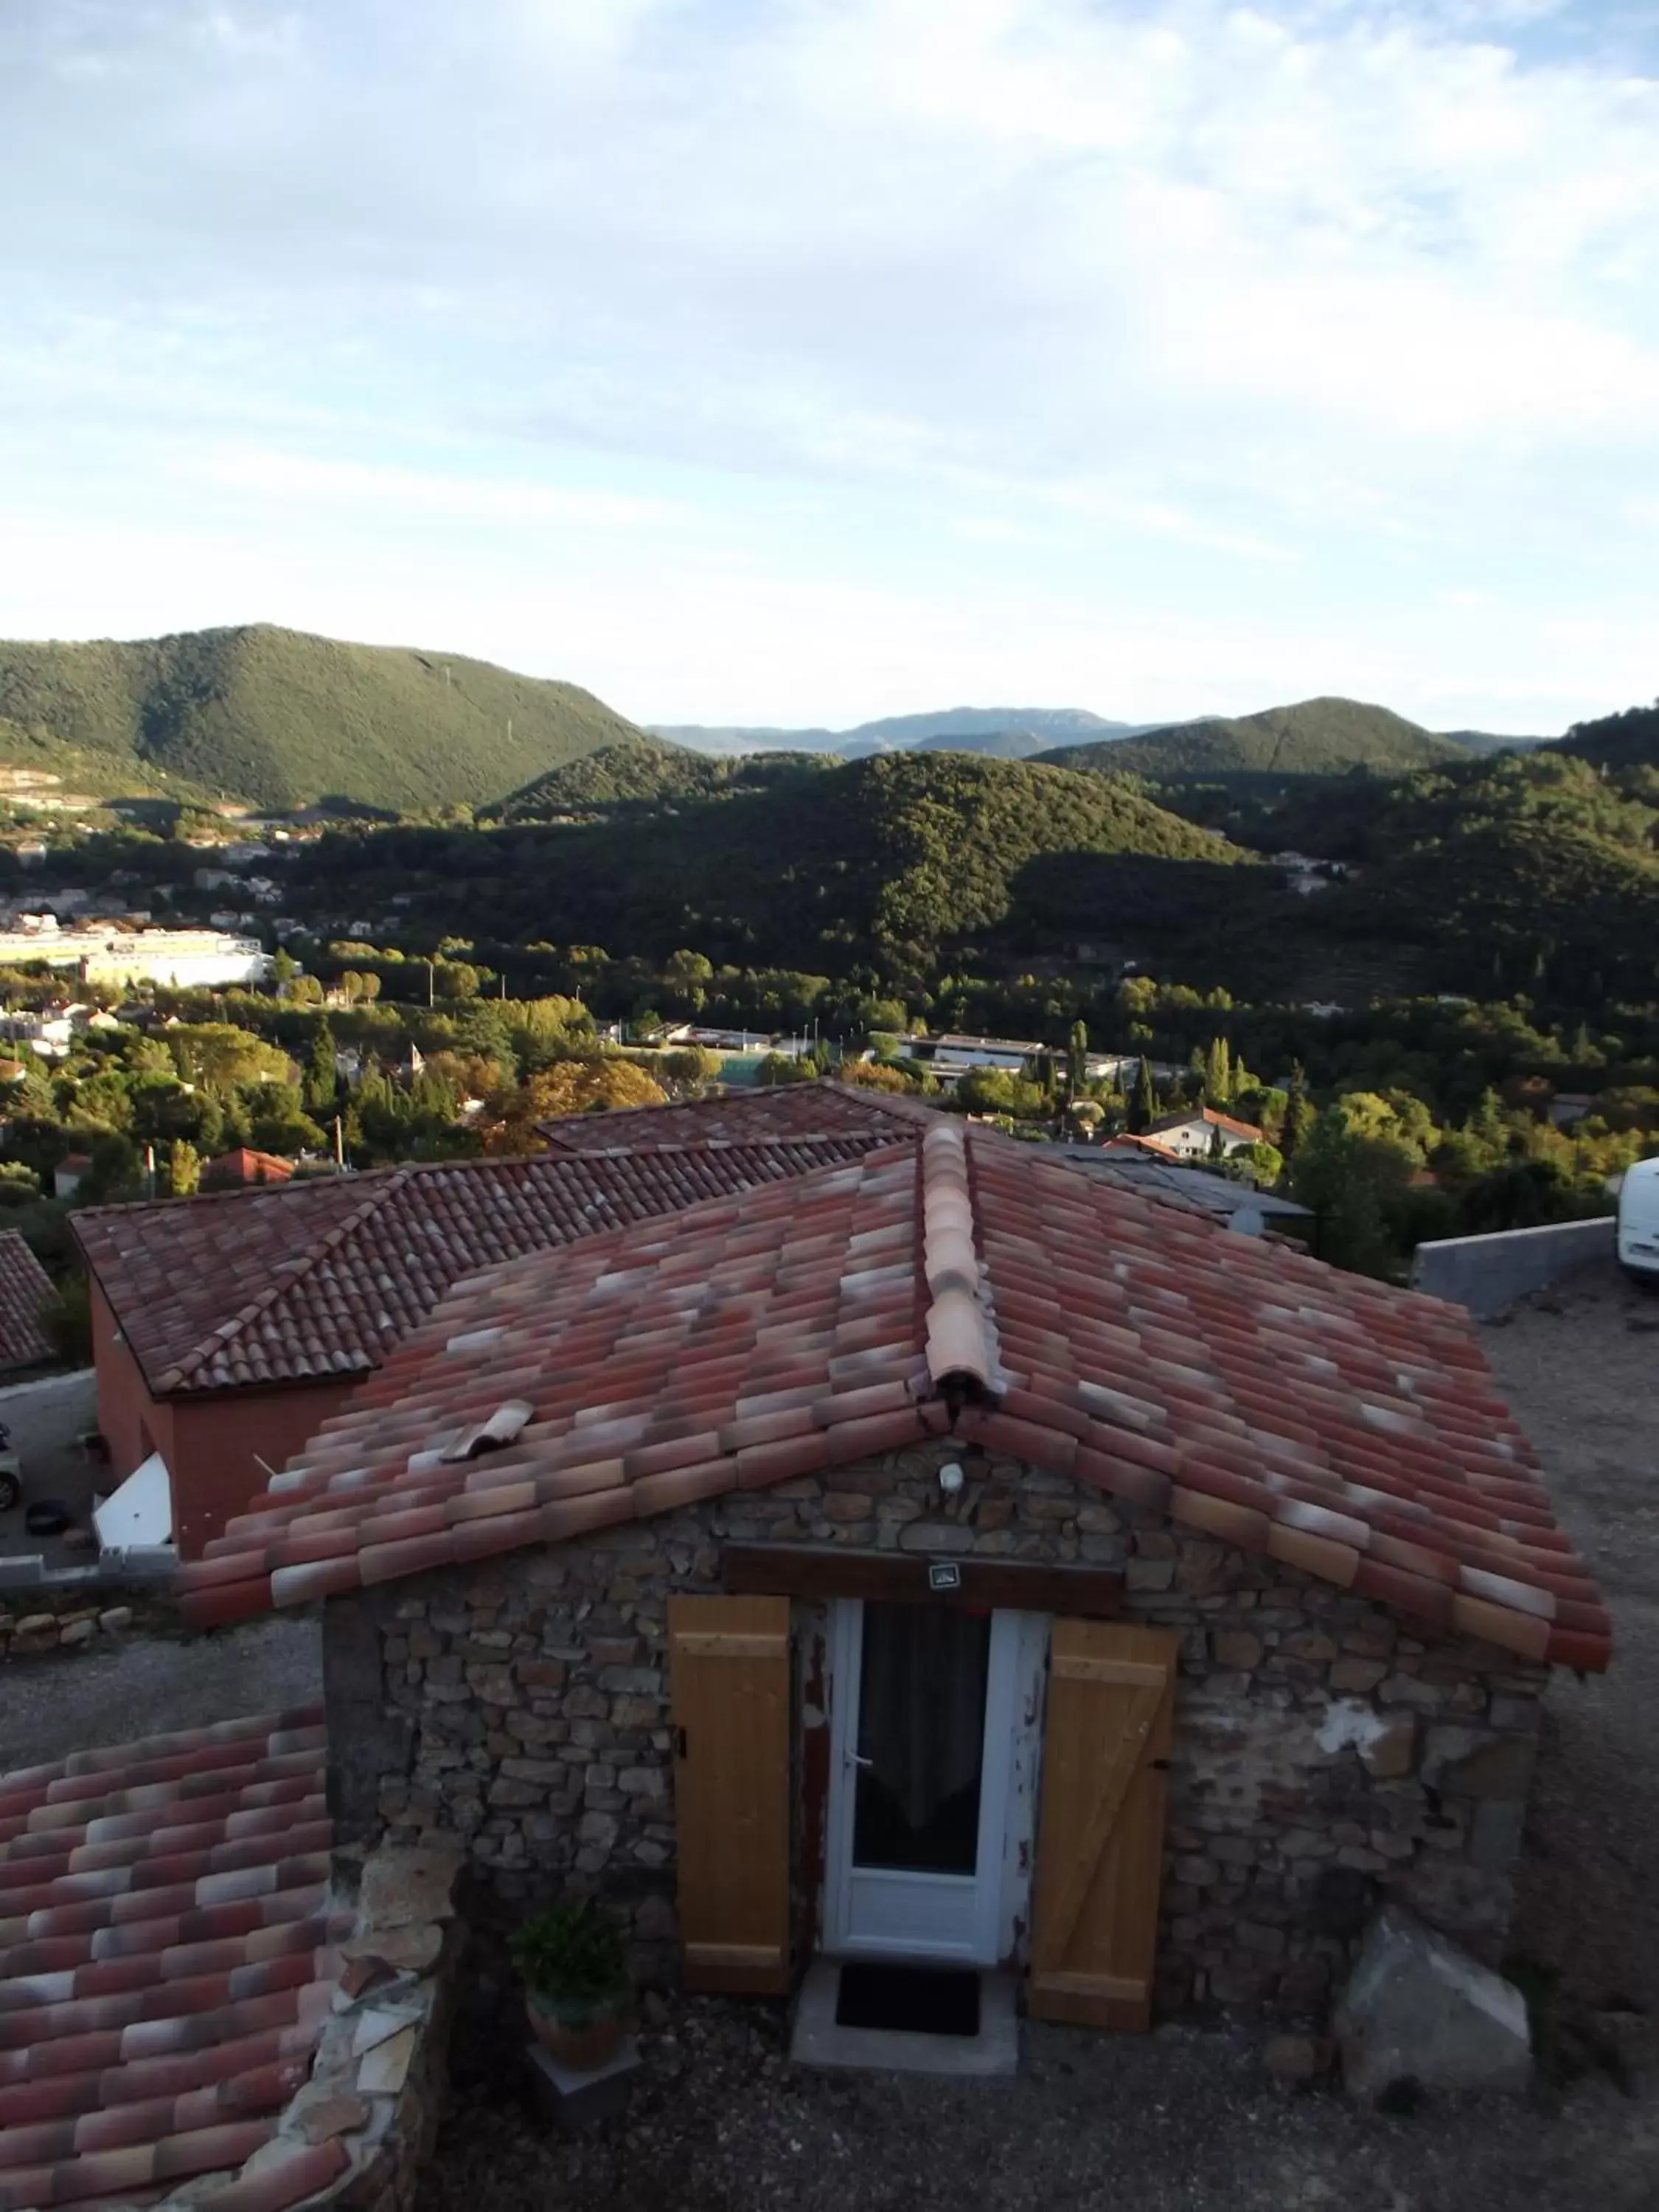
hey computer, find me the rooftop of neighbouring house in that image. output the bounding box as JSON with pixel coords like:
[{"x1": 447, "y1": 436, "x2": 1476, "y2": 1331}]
[
  {"x1": 70, "y1": 1127, "x2": 906, "y2": 1399},
  {"x1": 1149, "y1": 1107, "x2": 1265, "y2": 1144},
  {"x1": 1096, "y1": 1133, "x2": 1186, "y2": 1164},
  {"x1": 201, "y1": 1147, "x2": 297, "y2": 1189},
  {"x1": 533, "y1": 1077, "x2": 938, "y2": 1150},
  {"x1": 1056, "y1": 1148, "x2": 1314, "y2": 1227},
  {"x1": 0, "y1": 1708, "x2": 347, "y2": 2212},
  {"x1": 180, "y1": 1121, "x2": 1609, "y2": 1672},
  {"x1": 0, "y1": 1228, "x2": 56, "y2": 1371}
]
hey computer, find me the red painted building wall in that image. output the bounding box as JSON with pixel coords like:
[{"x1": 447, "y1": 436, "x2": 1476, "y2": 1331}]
[{"x1": 89, "y1": 1281, "x2": 358, "y2": 1559}]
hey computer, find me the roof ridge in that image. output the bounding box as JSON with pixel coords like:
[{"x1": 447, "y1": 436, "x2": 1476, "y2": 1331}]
[
  {"x1": 73, "y1": 1164, "x2": 400, "y2": 1225},
  {"x1": 156, "y1": 1168, "x2": 417, "y2": 1393},
  {"x1": 920, "y1": 1120, "x2": 999, "y2": 1395}
]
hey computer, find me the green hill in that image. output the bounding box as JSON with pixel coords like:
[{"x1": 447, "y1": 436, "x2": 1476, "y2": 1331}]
[
  {"x1": 0, "y1": 625, "x2": 658, "y2": 813},
  {"x1": 492, "y1": 743, "x2": 830, "y2": 818},
  {"x1": 1040, "y1": 697, "x2": 1463, "y2": 779},
  {"x1": 310, "y1": 748, "x2": 1252, "y2": 979},
  {"x1": 1556, "y1": 700, "x2": 1659, "y2": 771},
  {"x1": 1259, "y1": 743, "x2": 1659, "y2": 1002}
]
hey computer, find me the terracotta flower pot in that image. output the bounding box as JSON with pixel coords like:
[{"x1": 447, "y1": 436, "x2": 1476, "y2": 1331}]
[{"x1": 526, "y1": 1986, "x2": 631, "y2": 2073}]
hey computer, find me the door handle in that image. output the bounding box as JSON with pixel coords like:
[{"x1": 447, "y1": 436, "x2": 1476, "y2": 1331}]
[{"x1": 846, "y1": 1751, "x2": 874, "y2": 1770}]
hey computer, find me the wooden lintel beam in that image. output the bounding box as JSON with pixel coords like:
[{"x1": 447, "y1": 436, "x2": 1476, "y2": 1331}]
[{"x1": 720, "y1": 1543, "x2": 1124, "y2": 1618}]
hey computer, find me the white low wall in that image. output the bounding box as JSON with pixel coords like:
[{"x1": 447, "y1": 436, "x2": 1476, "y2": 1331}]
[{"x1": 1410, "y1": 1217, "x2": 1615, "y2": 1319}]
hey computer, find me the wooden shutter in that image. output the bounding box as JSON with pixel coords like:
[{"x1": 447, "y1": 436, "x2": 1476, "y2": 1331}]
[
  {"x1": 667, "y1": 1593, "x2": 793, "y2": 1995},
  {"x1": 1028, "y1": 1619, "x2": 1177, "y2": 2032}
]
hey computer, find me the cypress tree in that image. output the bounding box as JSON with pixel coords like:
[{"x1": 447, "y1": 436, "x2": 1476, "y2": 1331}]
[{"x1": 1130, "y1": 1055, "x2": 1157, "y2": 1133}]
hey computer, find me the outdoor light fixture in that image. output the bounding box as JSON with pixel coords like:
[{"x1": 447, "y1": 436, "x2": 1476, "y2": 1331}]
[{"x1": 938, "y1": 1460, "x2": 966, "y2": 1496}]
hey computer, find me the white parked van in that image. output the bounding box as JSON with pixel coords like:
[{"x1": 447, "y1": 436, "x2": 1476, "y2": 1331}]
[{"x1": 1617, "y1": 1156, "x2": 1659, "y2": 1281}]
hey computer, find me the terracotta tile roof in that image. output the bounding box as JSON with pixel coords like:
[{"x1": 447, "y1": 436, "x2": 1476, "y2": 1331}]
[
  {"x1": 1098, "y1": 1134, "x2": 1186, "y2": 1163},
  {"x1": 0, "y1": 1230, "x2": 55, "y2": 1372},
  {"x1": 0, "y1": 1707, "x2": 344, "y2": 2212},
  {"x1": 202, "y1": 1149, "x2": 296, "y2": 1189},
  {"x1": 181, "y1": 1126, "x2": 1609, "y2": 1671},
  {"x1": 535, "y1": 1077, "x2": 938, "y2": 1151},
  {"x1": 1150, "y1": 1107, "x2": 1265, "y2": 1144},
  {"x1": 70, "y1": 1135, "x2": 896, "y2": 1399}
]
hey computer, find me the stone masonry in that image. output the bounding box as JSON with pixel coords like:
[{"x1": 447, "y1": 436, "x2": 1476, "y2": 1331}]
[{"x1": 326, "y1": 1438, "x2": 1547, "y2": 2017}]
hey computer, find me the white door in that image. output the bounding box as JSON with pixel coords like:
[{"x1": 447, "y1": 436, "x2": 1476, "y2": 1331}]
[{"x1": 823, "y1": 1599, "x2": 1026, "y2": 1966}]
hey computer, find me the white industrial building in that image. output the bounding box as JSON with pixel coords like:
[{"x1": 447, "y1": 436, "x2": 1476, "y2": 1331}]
[{"x1": 0, "y1": 918, "x2": 273, "y2": 989}]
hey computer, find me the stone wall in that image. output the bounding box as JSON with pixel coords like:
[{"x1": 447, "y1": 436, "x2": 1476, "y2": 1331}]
[
  {"x1": 1411, "y1": 1216, "x2": 1616, "y2": 1318},
  {"x1": 0, "y1": 1589, "x2": 168, "y2": 1660},
  {"x1": 329, "y1": 1438, "x2": 1548, "y2": 2015},
  {"x1": 128, "y1": 1839, "x2": 463, "y2": 2212}
]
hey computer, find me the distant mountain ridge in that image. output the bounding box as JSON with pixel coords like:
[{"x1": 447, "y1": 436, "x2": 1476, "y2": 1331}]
[
  {"x1": 0, "y1": 625, "x2": 659, "y2": 813},
  {"x1": 1040, "y1": 698, "x2": 1493, "y2": 779},
  {"x1": 658, "y1": 700, "x2": 1562, "y2": 770},
  {"x1": 650, "y1": 706, "x2": 1161, "y2": 760}
]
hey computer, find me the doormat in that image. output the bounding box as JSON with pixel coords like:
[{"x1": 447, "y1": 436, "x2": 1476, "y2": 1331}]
[{"x1": 835, "y1": 1964, "x2": 982, "y2": 2038}]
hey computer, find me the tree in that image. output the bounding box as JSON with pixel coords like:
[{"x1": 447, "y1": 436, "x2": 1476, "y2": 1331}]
[
  {"x1": 170, "y1": 1138, "x2": 201, "y2": 1196},
  {"x1": 304, "y1": 1020, "x2": 338, "y2": 1116},
  {"x1": 166, "y1": 1024, "x2": 296, "y2": 1091},
  {"x1": 1203, "y1": 1035, "x2": 1232, "y2": 1105},
  {"x1": 1281, "y1": 1063, "x2": 1310, "y2": 1167},
  {"x1": 1130, "y1": 1056, "x2": 1157, "y2": 1135},
  {"x1": 435, "y1": 960, "x2": 481, "y2": 1001},
  {"x1": 658, "y1": 1046, "x2": 723, "y2": 1094},
  {"x1": 1291, "y1": 1099, "x2": 1422, "y2": 1278},
  {"x1": 664, "y1": 948, "x2": 714, "y2": 1014},
  {"x1": 756, "y1": 1052, "x2": 809, "y2": 1087},
  {"x1": 481, "y1": 1057, "x2": 668, "y2": 1155},
  {"x1": 1067, "y1": 1020, "x2": 1089, "y2": 1096},
  {"x1": 841, "y1": 1060, "x2": 914, "y2": 1093}
]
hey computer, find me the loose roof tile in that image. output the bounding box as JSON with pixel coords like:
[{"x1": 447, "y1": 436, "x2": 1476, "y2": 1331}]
[
  {"x1": 0, "y1": 1229, "x2": 55, "y2": 1372},
  {"x1": 0, "y1": 1708, "x2": 344, "y2": 2211},
  {"x1": 181, "y1": 1127, "x2": 1608, "y2": 1669}
]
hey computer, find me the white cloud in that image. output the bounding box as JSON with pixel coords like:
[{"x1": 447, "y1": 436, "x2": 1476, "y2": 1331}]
[
  {"x1": 192, "y1": 446, "x2": 688, "y2": 532},
  {"x1": 0, "y1": 0, "x2": 1655, "y2": 726}
]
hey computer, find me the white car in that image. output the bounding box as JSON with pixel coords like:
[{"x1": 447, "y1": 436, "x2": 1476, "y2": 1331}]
[{"x1": 1616, "y1": 1155, "x2": 1659, "y2": 1283}]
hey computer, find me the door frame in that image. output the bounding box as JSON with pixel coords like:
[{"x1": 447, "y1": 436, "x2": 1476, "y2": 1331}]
[{"x1": 821, "y1": 1597, "x2": 1041, "y2": 1966}]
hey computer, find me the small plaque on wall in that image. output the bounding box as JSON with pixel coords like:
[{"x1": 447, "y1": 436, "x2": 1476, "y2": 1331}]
[{"x1": 928, "y1": 1562, "x2": 962, "y2": 1592}]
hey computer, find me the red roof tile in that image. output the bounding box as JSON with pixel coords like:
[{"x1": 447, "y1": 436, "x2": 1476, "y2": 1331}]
[
  {"x1": 0, "y1": 1230, "x2": 55, "y2": 1372},
  {"x1": 181, "y1": 1125, "x2": 1607, "y2": 1669},
  {"x1": 535, "y1": 1077, "x2": 937, "y2": 1150},
  {"x1": 1098, "y1": 1134, "x2": 1185, "y2": 1162},
  {"x1": 0, "y1": 1708, "x2": 344, "y2": 2211},
  {"x1": 71, "y1": 1133, "x2": 901, "y2": 1399},
  {"x1": 1149, "y1": 1107, "x2": 1265, "y2": 1144},
  {"x1": 201, "y1": 1150, "x2": 297, "y2": 1189}
]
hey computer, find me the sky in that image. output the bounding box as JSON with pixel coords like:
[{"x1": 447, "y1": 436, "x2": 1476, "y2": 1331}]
[{"x1": 1, "y1": 0, "x2": 1657, "y2": 734}]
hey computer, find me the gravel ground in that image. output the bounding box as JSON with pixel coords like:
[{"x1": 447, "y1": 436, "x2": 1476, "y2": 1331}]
[
  {"x1": 417, "y1": 1259, "x2": 1659, "y2": 2212},
  {"x1": 0, "y1": 1613, "x2": 322, "y2": 1772}
]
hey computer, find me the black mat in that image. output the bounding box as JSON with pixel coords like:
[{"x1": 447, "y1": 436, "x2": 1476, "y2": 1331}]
[{"x1": 835, "y1": 1963, "x2": 981, "y2": 2038}]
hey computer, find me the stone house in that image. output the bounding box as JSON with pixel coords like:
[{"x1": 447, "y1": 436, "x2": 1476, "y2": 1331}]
[
  {"x1": 71, "y1": 1084, "x2": 919, "y2": 1557},
  {"x1": 182, "y1": 1123, "x2": 1608, "y2": 2028}
]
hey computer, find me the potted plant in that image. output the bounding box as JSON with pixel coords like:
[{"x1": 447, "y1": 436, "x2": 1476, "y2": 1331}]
[{"x1": 511, "y1": 1897, "x2": 633, "y2": 2070}]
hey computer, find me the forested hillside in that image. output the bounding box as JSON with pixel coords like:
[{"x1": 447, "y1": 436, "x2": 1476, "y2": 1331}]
[
  {"x1": 0, "y1": 625, "x2": 656, "y2": 813},
  {"x1": 493, "y1": 744, "x2": 830, "y2": 818},
  {"x1": 1267, "y1": 749, "x2": 1659, "y2": 1002},
  {"x1": 302, "y1": 749, "x2": 1251, "y2": 983},
  {"x1": 1557, "y1": 700, "x2": 1659, "y2": 771},
  {"x1": 1041, "y1": 698, "x2": 1463, "y2": 779}
]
